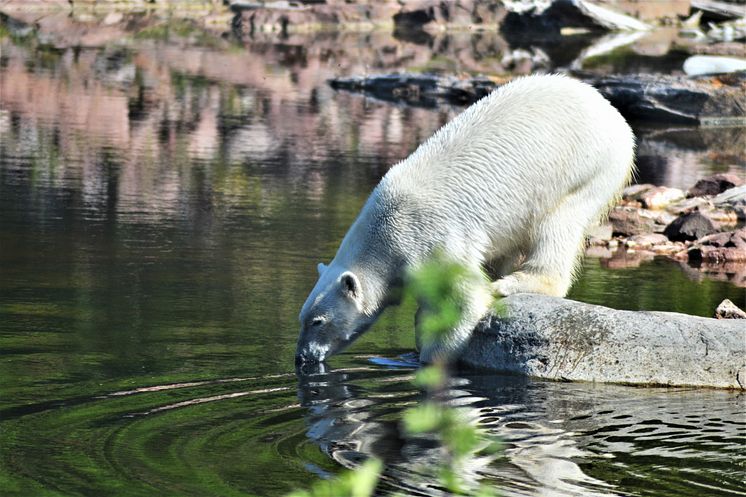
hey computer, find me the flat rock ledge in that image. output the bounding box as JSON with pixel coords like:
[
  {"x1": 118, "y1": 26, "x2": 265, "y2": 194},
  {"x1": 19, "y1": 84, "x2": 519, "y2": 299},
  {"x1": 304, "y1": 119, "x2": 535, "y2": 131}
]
[
  {"x1": 459, "y1": 294, "x2": 746, "y2": 390},
  {"x1": 329, "y1": 71, "x2": 746, "y2": 125}
]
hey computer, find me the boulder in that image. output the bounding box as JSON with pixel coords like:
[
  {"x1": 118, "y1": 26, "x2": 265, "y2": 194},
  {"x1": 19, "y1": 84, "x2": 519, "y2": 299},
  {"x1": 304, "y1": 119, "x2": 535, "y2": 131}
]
[
  {"x1": 689, "y1": 173, "x2": 744, "y2": 197},
  {"x1": 683, "y1": 55, "x2": 746, "y2": 76},
  {"x1": 608, "y1": 206, "x2": 669, "y2": 236},
  {"x1": 690, "y1": 0, "x2": 746, "y2": 22},
  {"x1": 688, "y1": 227, "x2": 746, "y2": 263},
  {"x1": 713, "y1": 184, "x2": 746, "y2": 219},
  {"x1": 500, "y1": 0, "x2": 650, "y2": 43},
  {"x1": 459, "y1": 294, "x2": 746, "y2": 389},
  {"x1": 639, "y1": 186, "x2": 685, "y2": 209},
  {"x1": 701, "y1": 207, "x2": 740, "y2": 226},
  {"x1": 715, "y1": 299, "x2": 746, "y2": 319},
  {"x1": 609, "y1": 207, "x2": 655, "y2": 236},
  {"x1": 663, "y1": 211, "x2": 720, "y2": 242},
  {"x1": 581, "y1": 71, "x2": 746, "y2": 125},
  {"x1": 621, "y1": 183, "x2": 655, "y2": 201},
  {"x1": 668, "y1": 196, "x2": 712, "y2": 215},
  {"x1": 626, "y1": 233, "x2": 669, "y2": 248}
]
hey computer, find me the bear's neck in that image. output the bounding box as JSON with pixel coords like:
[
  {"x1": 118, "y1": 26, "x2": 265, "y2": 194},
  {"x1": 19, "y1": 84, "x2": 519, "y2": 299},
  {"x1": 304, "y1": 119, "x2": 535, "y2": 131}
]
[{"x1": 333, "y1": 190, "x2": 408, "y2": 316}]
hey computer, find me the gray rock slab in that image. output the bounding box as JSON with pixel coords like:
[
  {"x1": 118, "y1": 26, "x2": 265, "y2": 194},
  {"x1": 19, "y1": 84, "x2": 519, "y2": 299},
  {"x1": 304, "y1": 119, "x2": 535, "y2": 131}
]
[{"x1": 458, "y1": 294, "x2": 746, "y2": 389}]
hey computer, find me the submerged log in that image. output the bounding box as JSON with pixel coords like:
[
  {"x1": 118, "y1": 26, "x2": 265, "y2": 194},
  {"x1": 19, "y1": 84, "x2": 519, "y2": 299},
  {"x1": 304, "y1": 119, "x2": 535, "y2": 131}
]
[
  {"x1": 459, "y1": 294, "x2": 746, "y2": 390},
  {"x1": 329, "y1": 71, "x2": 746, "y2": 125}
]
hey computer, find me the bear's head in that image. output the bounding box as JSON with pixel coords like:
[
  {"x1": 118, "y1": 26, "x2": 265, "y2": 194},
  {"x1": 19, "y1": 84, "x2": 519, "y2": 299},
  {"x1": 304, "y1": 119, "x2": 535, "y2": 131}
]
[{"x1": 296, "y1": 263, "x2": 379, "y2": 364}]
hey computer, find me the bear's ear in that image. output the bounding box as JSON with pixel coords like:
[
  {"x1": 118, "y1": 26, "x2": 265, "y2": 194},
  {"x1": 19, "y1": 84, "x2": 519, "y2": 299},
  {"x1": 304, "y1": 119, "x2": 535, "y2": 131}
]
[
  {"x1": 340, "y1": 271, "x2": 361, "y2": 301},
  {"x1": 317, "y1": 263, "x2": 328, "y2": 276}
]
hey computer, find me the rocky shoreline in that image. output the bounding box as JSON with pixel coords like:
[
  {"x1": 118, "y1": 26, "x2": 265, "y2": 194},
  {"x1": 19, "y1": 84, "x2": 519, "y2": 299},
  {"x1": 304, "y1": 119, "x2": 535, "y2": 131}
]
[{"x1": 587, "y1": 175, "x2": 746, "y2": 288}]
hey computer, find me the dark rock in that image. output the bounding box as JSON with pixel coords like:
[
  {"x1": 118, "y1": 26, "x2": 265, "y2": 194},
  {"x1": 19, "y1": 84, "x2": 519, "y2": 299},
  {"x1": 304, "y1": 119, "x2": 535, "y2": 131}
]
[
  {"x1": 580, "y1": 71, "x2": 746, "y2": 125},
  {"x1": 715, "y1": 299, "x2": 746, "y2": 319},
  {"x1": 329, "y1": 73, "x2": 498, "y2": 107},
  {"x1": 329, "y1": 71, "x2": 746, "y2": 125},
  {"x1": 500, "y1": 0, "x2": 649, "y2": 44},
  {"x1": 688, "y1": 173, "x2": 745, "y2": 197},
  {"x1": 688, "y1": 228, "x2": 746, "y2": 263},
  {"x1": 664, "y1": 212, "x2": 720, "y2": 242}
]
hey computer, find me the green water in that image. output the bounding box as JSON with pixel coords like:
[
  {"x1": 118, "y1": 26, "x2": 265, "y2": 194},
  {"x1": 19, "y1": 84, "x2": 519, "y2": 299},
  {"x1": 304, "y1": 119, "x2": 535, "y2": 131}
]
[{"x1": 1, "y1": 19, "x2": 744, "y2": 497}]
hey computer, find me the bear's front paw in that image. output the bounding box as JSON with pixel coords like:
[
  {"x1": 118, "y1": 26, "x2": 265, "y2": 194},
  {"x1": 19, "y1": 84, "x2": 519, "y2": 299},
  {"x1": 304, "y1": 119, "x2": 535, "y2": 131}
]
[
  {"x1": 491, "y1": 275, "x2": 520, "y2": 297},
  {"x1": 492, "y1": 272, "x2": 567, "y2": 297}
]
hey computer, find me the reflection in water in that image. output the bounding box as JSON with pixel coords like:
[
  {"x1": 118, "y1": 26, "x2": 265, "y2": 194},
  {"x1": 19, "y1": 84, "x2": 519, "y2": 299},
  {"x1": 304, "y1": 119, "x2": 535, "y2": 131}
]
[{"x1": 296, "y1": 361, "x2": 746, "y2": 497}]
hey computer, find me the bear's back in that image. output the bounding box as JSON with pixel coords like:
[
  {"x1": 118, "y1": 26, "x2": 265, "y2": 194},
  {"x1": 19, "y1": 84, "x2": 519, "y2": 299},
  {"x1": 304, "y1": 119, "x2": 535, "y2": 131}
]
[{"x1": 379, "y1": 75, "x2": 633, "y2": 230}]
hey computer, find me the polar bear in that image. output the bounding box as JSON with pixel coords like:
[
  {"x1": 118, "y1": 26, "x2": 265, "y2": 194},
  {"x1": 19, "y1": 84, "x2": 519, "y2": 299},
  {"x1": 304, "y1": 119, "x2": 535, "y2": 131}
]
[{"x1": 296, "y1": 74, "x2": 635, "y2": 364}]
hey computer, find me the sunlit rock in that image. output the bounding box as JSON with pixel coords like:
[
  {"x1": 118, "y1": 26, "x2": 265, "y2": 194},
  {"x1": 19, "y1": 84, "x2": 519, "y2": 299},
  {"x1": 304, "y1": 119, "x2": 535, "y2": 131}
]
[
  {"x1": 683, "y1": 55, "x2": 746, "y2": 76},
  {"x1": 460, "y1": 294, "x2": 746, "y2": 389}
]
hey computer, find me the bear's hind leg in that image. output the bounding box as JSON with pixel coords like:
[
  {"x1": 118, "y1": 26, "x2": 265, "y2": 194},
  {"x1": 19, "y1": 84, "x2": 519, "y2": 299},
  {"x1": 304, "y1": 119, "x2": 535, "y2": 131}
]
[{"x1": 493, "y1": 180, "x2": 616, "y2": 298}]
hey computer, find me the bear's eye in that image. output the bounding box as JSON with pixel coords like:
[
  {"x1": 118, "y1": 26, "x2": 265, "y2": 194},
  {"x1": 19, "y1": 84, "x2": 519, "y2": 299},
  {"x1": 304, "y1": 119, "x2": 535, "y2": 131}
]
[{"x1": 310, "y1": 317, "x2": 326, "y2": 327}]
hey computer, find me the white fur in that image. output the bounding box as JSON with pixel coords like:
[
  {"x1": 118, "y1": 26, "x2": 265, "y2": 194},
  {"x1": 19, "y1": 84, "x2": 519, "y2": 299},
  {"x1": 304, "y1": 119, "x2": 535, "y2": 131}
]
[{"x1": 298, "y1": 74, "x2": 635, "y2": 363}]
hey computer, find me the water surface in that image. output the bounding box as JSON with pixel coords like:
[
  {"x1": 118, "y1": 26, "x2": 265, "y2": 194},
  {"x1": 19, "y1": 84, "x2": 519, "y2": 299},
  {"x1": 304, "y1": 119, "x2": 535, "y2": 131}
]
[{"x1": 1, "y1": 19, "x2": 744, "y2": 497}]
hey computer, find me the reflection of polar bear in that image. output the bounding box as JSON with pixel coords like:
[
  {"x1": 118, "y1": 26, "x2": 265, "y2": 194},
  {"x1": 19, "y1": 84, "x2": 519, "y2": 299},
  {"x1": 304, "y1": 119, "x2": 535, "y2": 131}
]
[{"x1": 297, "y1": 74, "x2": 635, "y2": 364}]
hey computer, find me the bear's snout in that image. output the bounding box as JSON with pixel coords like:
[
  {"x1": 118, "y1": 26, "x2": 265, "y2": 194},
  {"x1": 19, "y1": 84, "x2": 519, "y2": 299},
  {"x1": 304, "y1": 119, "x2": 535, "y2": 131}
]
[{"x1": 295, "y1": 335, "x2": 328, "y2": 365}]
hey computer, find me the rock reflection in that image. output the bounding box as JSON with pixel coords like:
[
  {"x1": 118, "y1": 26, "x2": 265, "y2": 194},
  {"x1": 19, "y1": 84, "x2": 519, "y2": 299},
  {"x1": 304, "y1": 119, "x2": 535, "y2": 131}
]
[
  {"x1": 295, "y1": 363, "x2": 745, "y2": 497},
  {"x1": 2, "y1": 18, "x2": 743, "y2": 224}
]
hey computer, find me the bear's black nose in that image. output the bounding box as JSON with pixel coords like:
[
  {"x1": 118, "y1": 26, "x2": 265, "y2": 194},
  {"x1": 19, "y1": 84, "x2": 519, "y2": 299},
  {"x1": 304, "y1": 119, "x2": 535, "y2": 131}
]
[{"x1": 295, "y1": 349, "x2": 322, "y2": 366}]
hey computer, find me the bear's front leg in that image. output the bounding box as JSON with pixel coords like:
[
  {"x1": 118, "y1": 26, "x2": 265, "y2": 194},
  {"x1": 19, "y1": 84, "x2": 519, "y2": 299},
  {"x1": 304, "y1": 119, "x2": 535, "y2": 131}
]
[{"x1": 417, "y1": 280, "x2": 493, "y2": 363}]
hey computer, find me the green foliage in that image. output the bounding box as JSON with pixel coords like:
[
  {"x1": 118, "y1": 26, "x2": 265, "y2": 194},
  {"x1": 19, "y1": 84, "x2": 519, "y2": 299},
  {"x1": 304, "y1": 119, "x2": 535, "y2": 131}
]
[
  {"x1": 406, "y1": 257, "x2": 470, "y2": 343},
  {"x1": 285, "y1": 459, "x2": 383, "y2": 497},
  {"x1": 413, "y1": 365, "x2": 445, "y2": 389},
  {"x1": 286, "y1": 256, "x2": 503, "y2": 497}
]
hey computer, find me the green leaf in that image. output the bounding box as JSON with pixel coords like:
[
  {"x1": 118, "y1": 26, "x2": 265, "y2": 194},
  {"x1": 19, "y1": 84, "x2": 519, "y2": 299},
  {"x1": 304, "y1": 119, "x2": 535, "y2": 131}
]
[
  {"x1": 444, "y1": 423, "x2": 479, "y2": 459},
  {"x1": 413, "y1": 366, "x2": 445, "y2": 389},
  {"x1": 349, "y1": 459, "x2": 383, "y2": 497},
  {"x1": 402, "y1": 403, "x2": 443, "y2": 434},
  {"x1": 284, "y1": 459, "x2": 382, "y2": 497},
  {"x1": 438, "y1": 467, "x2": 463, "y2": 494}
]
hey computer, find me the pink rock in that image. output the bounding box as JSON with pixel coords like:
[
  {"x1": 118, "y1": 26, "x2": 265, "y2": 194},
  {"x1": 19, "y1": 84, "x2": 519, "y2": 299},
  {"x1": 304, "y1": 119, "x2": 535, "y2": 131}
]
[
  {"x1": 622, "y1": 183, "x2": 655, "y2": 201},
  {"x1": 626, "y1": 233, "x2": 669, "y2": 248},
  {"x1": 640, "y1": 186, "x2": 685, "y2": 210}
]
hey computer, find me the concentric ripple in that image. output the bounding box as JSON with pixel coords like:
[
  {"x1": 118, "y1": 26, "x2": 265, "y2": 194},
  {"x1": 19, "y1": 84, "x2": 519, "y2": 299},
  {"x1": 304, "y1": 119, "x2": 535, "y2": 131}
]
[{"x1": 2, "y1": 358, "x2": 745, "y2": 497}]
